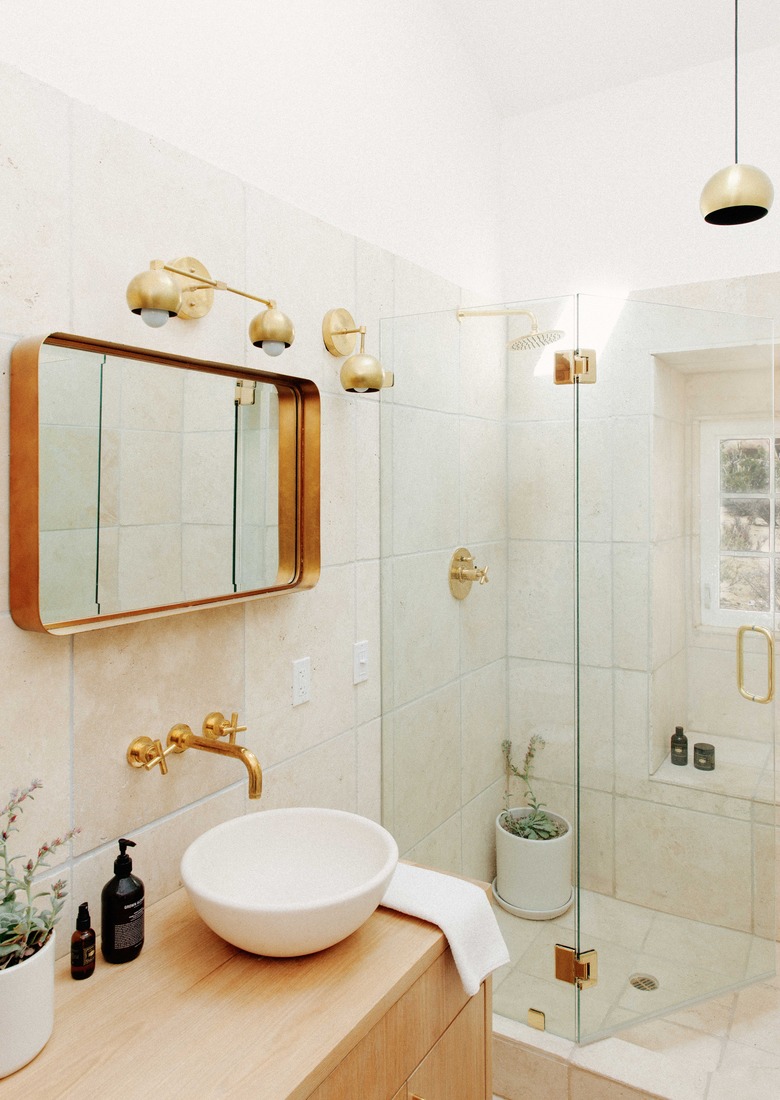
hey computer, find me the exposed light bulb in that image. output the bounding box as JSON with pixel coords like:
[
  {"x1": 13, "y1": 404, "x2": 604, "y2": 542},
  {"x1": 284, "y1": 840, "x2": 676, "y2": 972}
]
[
  {"x1": 261, "y1": 341, "x2": 285, "y2": 357},
  {"x1": 140, "y1": 308, "x2": 170, "y2": 329}
]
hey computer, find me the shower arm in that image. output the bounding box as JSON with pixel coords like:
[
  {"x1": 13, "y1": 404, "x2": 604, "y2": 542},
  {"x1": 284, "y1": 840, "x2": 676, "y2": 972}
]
[{"x1": 456, "y1": 307, "x2": 540, "y2": 331}]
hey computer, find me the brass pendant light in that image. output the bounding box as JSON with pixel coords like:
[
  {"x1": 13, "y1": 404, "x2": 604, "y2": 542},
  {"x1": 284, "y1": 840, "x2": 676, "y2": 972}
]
[{"x1": 700, "y1": 0, "x2": 773, "y2": 224}]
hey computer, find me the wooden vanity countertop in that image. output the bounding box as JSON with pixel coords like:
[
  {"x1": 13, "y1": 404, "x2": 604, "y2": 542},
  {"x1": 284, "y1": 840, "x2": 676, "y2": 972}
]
[{"x1": 2, "y1": 888, "x2": 449, "y2": 1100}]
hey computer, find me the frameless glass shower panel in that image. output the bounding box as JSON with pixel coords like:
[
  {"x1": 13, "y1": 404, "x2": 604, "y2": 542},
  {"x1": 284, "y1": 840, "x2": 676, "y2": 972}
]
[
  {"x1": 379, "y1": 296, "x2": 584, "y2": 1040},
  {"x1": 575, "y1": 294, "x2": 776, "y2": 1043}
]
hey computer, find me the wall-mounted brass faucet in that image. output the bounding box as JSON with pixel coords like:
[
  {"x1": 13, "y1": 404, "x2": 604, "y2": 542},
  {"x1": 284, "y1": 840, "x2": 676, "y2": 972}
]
[{"x1": 127, "y1": 712, "x2": 262, "y2": 799}]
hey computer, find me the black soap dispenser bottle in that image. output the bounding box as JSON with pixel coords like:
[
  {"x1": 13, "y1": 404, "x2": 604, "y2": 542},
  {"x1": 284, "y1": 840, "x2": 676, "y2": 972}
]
[
  {"x1": 101, "y1": 838, "x2": 145, "y2": 964},
  {"x1": 670, "y1": 725, "x2": 688, "y2": 766}
]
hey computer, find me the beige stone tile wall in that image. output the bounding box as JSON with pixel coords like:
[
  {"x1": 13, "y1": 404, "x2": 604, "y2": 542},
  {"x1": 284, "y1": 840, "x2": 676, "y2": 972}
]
[
  {"x1": 0, "y1": 60, "x2": 494, "y2": 955},
  {"x1": 379, "y1": 289, "x2": 509, "y2": 884}
]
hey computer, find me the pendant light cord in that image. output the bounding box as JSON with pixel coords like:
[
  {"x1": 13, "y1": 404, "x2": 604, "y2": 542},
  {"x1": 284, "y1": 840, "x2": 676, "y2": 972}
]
[{"x1": 730, "y1": 0, "x2": 734, "y2": 162}]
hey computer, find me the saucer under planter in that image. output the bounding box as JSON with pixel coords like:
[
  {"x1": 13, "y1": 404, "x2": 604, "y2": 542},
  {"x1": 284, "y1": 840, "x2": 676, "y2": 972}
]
[
  {"x1": 494, "y1": 809, "x2": 574, "y2": 920},
  {"x1": 0, "y1": 931, "x2": 56, "y2": 1078}
]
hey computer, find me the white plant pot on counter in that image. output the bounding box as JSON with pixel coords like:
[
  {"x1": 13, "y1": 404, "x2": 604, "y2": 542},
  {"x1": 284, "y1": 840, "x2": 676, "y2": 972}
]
[
  {"x1": 0, "y1": 931, "x2": 55, "y2": 1078},
  {"x1": 493, "y1": 810, "x2": 574, "y2": 920}
]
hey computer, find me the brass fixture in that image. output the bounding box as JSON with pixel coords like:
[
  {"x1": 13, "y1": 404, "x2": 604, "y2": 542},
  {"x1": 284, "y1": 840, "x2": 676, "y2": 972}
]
[
  {"x1": 126, "y1": 256, "x2": 294, "y2": 356},
  {"x1": 554, "y1": 348, "x2": 597, "y2": 385},
  {"x1": 554, "y1": 944, "x2": 598, "y2": 989},
  {"x1": 322, "y1": 308, "x2": 394, "y2": 392},
  {"x1": 127, "y1": 735, "x2": 178, "y2": 775},
  {"x1": 737, "y1": 624, "x2": 775, "y2": 703},
  {"x1": 449, "y1": 547, "x2": 489, "y2": 600},
  {"x1": 700, "y1": 0, "x2": 773, "y2": 224},
  {"x1": 457, "y1": 306, "x2": 564, "y2": 351},
  {"x1": 527, "y1": 1008, "x2": 546, "y2": 1031},
  {"x1": 127, "y1": 712, "x2": 262, "y2": 799}
]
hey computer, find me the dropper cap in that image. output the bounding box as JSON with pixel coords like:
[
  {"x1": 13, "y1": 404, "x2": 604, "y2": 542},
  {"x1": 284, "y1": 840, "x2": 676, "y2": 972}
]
[
  {"x1": 76, "y1": 901, "x2": 91, "y2": 930},
  {"x1": 114, "y1": 837, "x2": 136, "y2": 875}
]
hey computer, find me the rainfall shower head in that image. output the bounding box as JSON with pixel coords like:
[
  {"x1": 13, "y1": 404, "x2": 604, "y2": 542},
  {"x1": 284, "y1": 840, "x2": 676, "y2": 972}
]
[
  {"x1": 456, "y1": 306, "x2": 564, "y2": 352},
  {"x1": 507, "y1": 324, "x2": 565, "y2": 352}
]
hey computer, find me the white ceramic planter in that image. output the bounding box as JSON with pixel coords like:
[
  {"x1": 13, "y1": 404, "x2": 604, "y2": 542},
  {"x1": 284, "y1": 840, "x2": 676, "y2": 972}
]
[
  {"x1": 0, "y1": 931, "x2": 55, "y2": 1078},
  {"x1": 494, "y1": 810, "x2": 573, "y2": 918}
]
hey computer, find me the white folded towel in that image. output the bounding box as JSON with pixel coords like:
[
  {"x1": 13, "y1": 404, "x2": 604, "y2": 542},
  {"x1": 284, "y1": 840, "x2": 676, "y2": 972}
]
[{"x1": 380, "y1": 862, "x2": 510, "y2": 997}]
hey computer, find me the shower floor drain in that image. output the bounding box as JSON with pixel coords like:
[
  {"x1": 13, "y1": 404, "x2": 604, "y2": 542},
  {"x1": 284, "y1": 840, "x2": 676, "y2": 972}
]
[{"x1": 629, "y1": 973, "x2": 659, "y2": 992}]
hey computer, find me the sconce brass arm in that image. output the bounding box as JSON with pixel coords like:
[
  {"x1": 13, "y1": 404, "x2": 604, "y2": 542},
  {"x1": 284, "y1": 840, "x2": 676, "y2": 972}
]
[{"x1": 158, "y1": 261, "x2": 276, "y2": 309}]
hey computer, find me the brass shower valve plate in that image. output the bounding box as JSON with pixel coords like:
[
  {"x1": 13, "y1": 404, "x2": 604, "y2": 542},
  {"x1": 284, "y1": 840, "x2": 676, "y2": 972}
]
[{"x1": 449, "y1": 546, "x2": 489, "y2": 600}]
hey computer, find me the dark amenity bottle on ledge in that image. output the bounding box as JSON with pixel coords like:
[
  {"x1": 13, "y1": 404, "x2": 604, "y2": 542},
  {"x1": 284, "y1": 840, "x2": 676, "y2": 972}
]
[{"x1": 670, "y1": 726, "x2": 688, "y2": 766}]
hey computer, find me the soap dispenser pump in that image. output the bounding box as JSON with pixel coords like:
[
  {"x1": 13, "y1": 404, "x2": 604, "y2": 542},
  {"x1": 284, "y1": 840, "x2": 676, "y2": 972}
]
[{"x1": 101, "y1": 838, "x2": 144, "y2": 964}]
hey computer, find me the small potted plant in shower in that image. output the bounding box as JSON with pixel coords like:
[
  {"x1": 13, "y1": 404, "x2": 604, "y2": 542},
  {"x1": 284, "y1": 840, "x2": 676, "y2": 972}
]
[
  {"x1": 0, "y1": 780, "x2": 78, "y2": 1078},
  {"x1": 493, "y1": 737, "x2": 573, "y2": 919}
]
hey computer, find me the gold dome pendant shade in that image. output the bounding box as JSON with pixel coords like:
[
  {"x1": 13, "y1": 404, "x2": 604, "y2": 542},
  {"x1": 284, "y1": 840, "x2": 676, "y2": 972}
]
[
  {"x1": 699, "y1": 0, "x2": 773, "y2": 225},
  {"x1": 700, "y1": 163, "x2": 774, "y2": 224}
]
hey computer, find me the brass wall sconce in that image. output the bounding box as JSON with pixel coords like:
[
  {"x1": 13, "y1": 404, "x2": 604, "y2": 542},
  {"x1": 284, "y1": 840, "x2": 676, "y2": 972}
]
[
  {"x1": 126, "y1": 256, "x2": 294, "y2": 356},
  {"x1": 127, "y1": 711, "x2": 262, "y2": 799},
  {"x1": 322, "y1": 308, "x2": 394, "y2": 392}
]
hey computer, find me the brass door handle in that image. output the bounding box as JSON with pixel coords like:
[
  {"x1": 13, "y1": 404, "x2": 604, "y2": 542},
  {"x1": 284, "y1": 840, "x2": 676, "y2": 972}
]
[{"x1": 737, "y1": 624, "x2": 775, "y2": 703}]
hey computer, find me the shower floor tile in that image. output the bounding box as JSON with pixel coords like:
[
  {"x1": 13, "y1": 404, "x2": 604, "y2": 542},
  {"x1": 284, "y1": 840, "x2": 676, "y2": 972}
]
[{"x1": 492, "y1": 894, "x2": 780, "y2": 1100}]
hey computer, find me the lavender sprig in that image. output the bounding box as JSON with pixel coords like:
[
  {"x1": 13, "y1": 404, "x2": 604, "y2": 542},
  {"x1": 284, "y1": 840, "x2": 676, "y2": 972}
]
[{"x1": 0, "y1": 781, "x2": 80, "y2": 969}]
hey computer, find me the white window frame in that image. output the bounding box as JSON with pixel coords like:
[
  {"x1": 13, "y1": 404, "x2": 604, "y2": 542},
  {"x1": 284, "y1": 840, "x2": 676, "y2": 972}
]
[{"x1": 699, "y1": 418, "x2": 776, "y2": 629}]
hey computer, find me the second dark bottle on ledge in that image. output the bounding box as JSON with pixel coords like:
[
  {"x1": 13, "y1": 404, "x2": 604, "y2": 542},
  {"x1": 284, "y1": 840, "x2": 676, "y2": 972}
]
[
  {"x1": 101, "y1": 838, "x2": 145, "y2": 964},
  {"x1": 670, "y1": 725, "x2": 688, "y2": 766}
]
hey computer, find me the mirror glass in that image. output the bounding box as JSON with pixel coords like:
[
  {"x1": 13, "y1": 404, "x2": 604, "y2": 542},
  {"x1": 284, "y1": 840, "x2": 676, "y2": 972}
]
[{"x1": 11, "y1": 334, "x2": 320, "y2": 633}]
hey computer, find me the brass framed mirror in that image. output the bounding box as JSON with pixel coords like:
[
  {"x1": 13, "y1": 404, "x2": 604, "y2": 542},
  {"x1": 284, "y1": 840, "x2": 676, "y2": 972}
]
[{"x1": 10, "y1": 333, "x2": 320, "y2": 634}]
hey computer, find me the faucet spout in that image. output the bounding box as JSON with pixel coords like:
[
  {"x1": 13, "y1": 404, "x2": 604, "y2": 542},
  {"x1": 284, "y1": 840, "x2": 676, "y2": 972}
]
[{"x1": 167, "y1": 721, "x2": 263, "y2": 799}]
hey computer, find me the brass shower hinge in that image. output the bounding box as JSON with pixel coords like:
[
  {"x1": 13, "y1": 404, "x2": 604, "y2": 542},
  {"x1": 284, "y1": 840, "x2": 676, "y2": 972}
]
[
  {"x1": 555, "y1": 944, "x2": 598, "y2": 988},
  {"x1": 554, "y1": 348, "x2": 597, "y2": 385},
  {"x1": 235, "y1": 379, "x2": 257, "y2": 405},
  {"x1": 527, "y1": 1008, "x2": 546, "y2": 1031}
]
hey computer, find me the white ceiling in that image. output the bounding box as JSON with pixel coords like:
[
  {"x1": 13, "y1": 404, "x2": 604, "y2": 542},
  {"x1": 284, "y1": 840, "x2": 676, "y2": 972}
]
[{"x1": 437, "y1": 0, "x2": 780, "y2": 115}]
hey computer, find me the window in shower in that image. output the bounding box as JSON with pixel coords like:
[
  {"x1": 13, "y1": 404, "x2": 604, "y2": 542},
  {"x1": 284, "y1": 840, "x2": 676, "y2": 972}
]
[{"x1": 700, "y1": 419, "x2": 778, "y2": 626}]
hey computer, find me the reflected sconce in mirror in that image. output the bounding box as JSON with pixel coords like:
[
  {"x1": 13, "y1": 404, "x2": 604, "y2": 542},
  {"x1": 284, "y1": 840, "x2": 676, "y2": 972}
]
[
  {"x1": 10, "y1": 332, "x2": 320, "y2": 634},
  {"x1": 126, "y1": 256, "x2": 295, "y2": 356},
  {"x1": 322, "y1": 309, "x2": 394, "y2": 393}
]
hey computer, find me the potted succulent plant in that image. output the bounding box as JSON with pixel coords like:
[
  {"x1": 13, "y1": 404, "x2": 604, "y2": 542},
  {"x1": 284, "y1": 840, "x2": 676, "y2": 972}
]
[
  {"x1": 493, "y1": 736, "x2": 573, "y2": 919},
  {"x1": 1, "y1": 780, "x2": 78, "y2": 1078}
]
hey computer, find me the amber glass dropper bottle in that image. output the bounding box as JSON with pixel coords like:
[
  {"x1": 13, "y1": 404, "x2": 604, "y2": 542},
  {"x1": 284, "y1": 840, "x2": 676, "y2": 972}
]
[{"x1": 71, "y1": 901, "x2": 96, "y2": 980}]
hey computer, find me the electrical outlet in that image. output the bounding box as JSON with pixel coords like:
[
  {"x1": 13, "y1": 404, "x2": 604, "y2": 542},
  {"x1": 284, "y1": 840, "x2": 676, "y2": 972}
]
[
  {"x1": 353, "y1": 640, "x2": 369, "y2": 684},
  {"x1": 292, "y1": 656, "x2": 311, "y2": 706}
]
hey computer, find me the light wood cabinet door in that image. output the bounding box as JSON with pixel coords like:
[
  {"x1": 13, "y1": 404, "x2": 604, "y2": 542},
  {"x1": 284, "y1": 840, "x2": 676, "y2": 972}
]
[{"x1": 406, "y1": 990, "x2": 487, "y2": 1100}]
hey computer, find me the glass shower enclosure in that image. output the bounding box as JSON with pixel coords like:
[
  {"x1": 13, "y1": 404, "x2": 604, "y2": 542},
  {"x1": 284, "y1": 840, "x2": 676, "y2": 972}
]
[{"x1": 379, "y1": 292, "x2": 776, "y2": 1044}]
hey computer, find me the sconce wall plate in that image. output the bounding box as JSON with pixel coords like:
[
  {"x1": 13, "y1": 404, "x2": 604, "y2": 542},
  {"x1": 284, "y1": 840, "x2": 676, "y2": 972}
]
[
  {"x1": 323, "y1": 308, "x2": 360, "y2": 357},
  {"x1": 170, "y1": 256, "x2": 215, "y2": 319}
]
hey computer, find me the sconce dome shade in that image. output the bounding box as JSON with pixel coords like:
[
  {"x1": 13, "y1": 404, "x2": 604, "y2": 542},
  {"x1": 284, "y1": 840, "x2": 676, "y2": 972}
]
[
  {"x1": 340, "y1": 353, "x2": 385, "y2": 393},
  {"x1": 700, "y1": 163, "x2": 774, "y2": 224},
  {"x1": 126, "y1": 268, "x2": 182, "y2": 317},
  {"x1": 249, "y1": 307, "x2": 294, "y2": 350}
]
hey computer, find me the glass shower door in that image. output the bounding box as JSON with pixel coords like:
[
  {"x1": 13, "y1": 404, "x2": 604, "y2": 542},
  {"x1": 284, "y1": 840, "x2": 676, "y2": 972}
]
[{"x1": 575, "y1": 294, "x2": 776, "y2": 1042}]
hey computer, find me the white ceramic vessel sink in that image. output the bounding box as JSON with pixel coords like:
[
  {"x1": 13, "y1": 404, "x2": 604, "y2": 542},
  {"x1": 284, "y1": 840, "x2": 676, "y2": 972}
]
[{"x1": 181, "y1": 808, "x2": 399, "y2": 957}]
